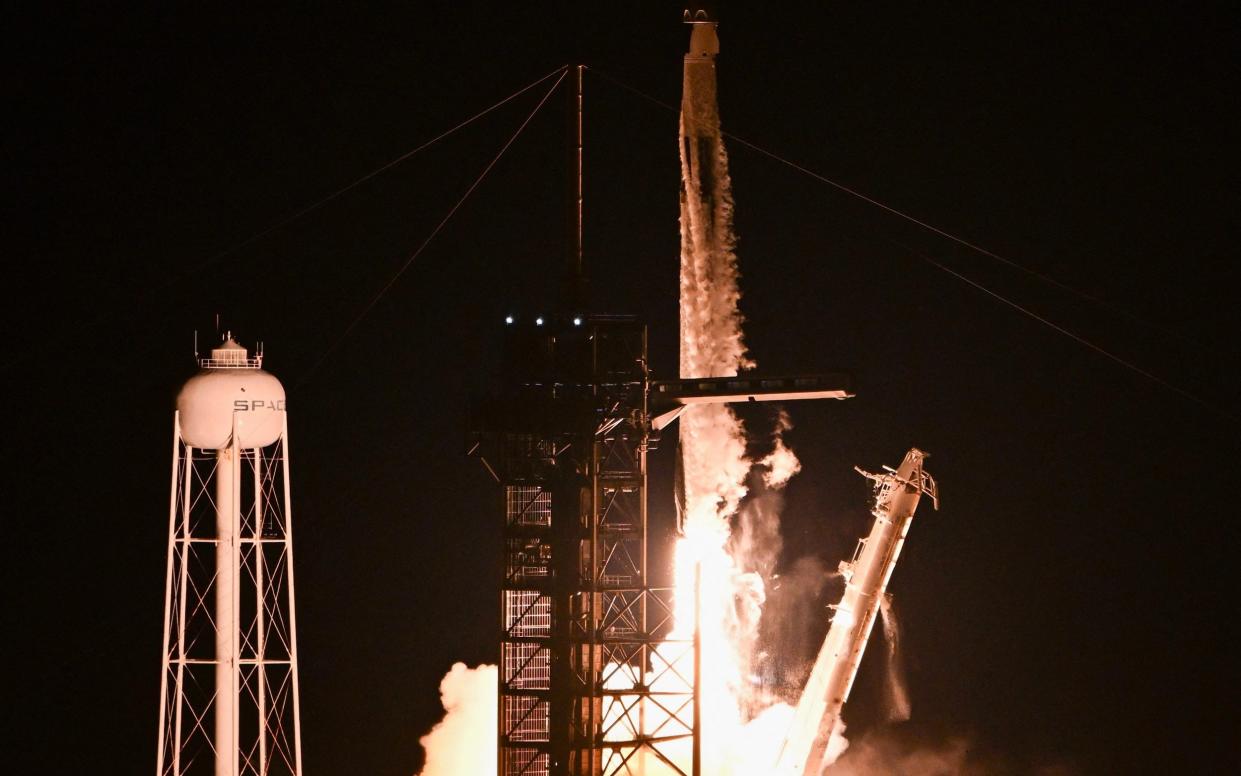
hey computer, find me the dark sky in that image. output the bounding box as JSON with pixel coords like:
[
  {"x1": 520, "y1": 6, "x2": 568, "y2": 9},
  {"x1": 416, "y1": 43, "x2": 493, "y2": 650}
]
[{"x1": 7, "y1": 3, "x2": 1239, "y2": 774}]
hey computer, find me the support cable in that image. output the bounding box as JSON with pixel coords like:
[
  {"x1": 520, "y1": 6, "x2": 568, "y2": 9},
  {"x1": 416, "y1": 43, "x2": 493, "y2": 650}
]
[
  {"x1": 1, "y1": 65, "x2": 570, "y2": 372},
  {"x1": 585, "y1": 66, "x2": 1233, "y2": 422},
  {"x1": 892, "y1": 240, "x2": 1236, "y2": 423},
  {"x1": 584, "y1": 66, "x2": 1203, "y2": 350},
  {"x1": 185, "y1": 65, "x2": 571, "y2": 277},
  {"x1": 295, "y1": 67, "x2": 570, "y2": 387}
]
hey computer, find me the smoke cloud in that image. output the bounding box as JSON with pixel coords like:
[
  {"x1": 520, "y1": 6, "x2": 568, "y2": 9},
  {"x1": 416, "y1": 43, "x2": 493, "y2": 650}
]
[
  {"x1": 678, "y1": 41, "x2": 751, "y2": 380},
  {"x1": 760, "y1": 411, "x2": 802, "y2": 490},
  {"x1": 825, "y1": 729, "x2": 1081, "y2": 776},
  {"x1": 760, "y1": 557, "x2": 837, "y2": 696},
  {"x1": 826, "y1": 733, "x2": 971, "y2": 776},
  {"x1": 879, "y1": 594, "x2": 911, "y2": 723},
  {"x1": 415, "y1": 663, "x2": 497, "y2": 776}
]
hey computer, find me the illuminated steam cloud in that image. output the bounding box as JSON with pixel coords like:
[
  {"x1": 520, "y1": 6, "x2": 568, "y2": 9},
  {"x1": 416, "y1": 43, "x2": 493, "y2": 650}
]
[
  {"x1": 879, "y1": 594, "x2": 911, "y2": 723},
  {"x1": 760, "y1": 411, "x2": 803, "y2": 490},
  {"x1": 415, "y1": 663, "x2": 497, "y2": 776}
]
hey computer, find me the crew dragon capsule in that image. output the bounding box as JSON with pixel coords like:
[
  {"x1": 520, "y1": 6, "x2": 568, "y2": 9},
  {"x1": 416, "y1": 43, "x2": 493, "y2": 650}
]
[{"x1": 775, "y1": 448, "x2": 939, "y2": 776}]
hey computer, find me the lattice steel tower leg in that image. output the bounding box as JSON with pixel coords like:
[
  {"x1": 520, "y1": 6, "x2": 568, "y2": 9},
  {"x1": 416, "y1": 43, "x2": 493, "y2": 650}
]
[
  {"x1": 156, "y1": 336, "x2": 303, "y2": 776},
  {"x1": 473, "y1": 317, "x2": 696, "y2": 776}
]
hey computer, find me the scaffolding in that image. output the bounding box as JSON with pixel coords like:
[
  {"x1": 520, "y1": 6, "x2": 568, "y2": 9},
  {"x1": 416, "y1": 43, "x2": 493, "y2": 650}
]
[{"x1": 471, "y1": 316, "x2": 696, "y2": 776}]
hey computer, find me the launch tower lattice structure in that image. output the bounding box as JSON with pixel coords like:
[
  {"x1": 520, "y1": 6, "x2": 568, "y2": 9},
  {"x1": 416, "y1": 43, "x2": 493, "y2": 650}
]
[
  {"x1": 472, "y1": 316, "x2": 852, "y2": 776},
  {"x1": 471, "y1": 316, "x2": 696, "y2": 776}
]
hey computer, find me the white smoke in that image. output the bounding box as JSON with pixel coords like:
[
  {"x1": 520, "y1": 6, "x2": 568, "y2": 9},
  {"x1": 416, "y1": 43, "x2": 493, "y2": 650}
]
[
  {"x1": 825, "y1": 734, "x2": 969, "y2": 776},
  {"x1": 414, "y1": 663, "x2": 497, "y2": 776},
  {"x1": 762, "y1": 557, "x2": 837, "y2": 696},
  {"x1": 733, "y1": 703, "x2": 797, "y2": 774},
  {"x1": 824, "y1": 718, "x2": 852, "y2": 769},
  {"x1": 678, "y1": 21, "x2": 751, "y2": 381},
  {"x1": 760, "y1": 410, "x2": 802, "y2": 489},
  {"x1": 879, "y1": 594, "x2": 912, "y2": 723},
  {"x1": 824, "y1": 729, "x2": 1082, "y2": 776}
]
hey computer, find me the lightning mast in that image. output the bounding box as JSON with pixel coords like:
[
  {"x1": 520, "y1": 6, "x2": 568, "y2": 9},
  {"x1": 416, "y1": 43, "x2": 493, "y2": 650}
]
[{"x1": 156, "y1": 335, "x2": 303, "y2": 776}]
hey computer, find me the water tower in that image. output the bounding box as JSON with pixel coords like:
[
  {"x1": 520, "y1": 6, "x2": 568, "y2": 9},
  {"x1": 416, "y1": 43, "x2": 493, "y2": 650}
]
[{"x1": 156, "y1": 335, "x2": 303, "y2": 776}]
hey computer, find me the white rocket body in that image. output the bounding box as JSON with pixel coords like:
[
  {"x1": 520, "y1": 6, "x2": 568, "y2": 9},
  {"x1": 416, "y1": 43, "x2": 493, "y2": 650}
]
[{"x1": 776, "y1": 449, "x2": 938, "y2": 776}]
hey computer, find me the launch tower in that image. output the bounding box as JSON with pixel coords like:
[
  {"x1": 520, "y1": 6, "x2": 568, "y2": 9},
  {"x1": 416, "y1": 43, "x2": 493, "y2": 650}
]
[
  {"x1": 470, "y1": 9, "x2": 852, "y2": 774},
  {"x1": 471, "y1": 315, "x2": 693, "y2": 776},
  {"x1": 470, "y1": 317, "x2": 851, "y2": 776}
]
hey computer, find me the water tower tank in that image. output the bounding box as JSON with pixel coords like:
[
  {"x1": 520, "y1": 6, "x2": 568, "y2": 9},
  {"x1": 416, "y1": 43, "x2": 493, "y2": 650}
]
[{"x1": 176, "y1": 336, "x2": 286, "y2": 449}]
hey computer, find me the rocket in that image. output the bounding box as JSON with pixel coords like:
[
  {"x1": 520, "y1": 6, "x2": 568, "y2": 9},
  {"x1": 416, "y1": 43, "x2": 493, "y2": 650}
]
[{"x1": 775, "y1": 448, "x2": 939, "y2": 775}]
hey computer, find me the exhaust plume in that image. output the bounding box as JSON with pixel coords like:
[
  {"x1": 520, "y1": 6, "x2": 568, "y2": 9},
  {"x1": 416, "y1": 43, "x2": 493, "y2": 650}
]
[
  {"x1": 415, "y1": 663, "x2": 497, "y2": 776},
  {"x1": 676, "y1": 18, "x2": 810, "y2": 771},
  {"x1": 677, "y1": 16, "x2": 758, "y2": 769}
]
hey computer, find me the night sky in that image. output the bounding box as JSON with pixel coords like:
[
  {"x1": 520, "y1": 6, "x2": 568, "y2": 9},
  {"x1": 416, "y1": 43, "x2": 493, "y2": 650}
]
[{"x1": 8, "y1": 3, "x2": 1238, "y2": 774}]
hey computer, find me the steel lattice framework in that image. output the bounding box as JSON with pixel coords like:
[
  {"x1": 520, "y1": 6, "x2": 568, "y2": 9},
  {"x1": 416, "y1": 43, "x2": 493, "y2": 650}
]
[
  {"x1": 157, "y1": 413, "x2": 303, "y2": 776},
  {"x1": 472, "y1": 316, "x2": 697, "y2": 776}
]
